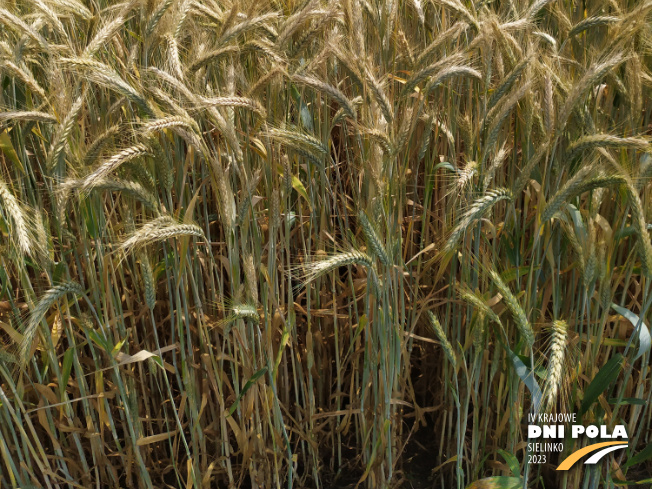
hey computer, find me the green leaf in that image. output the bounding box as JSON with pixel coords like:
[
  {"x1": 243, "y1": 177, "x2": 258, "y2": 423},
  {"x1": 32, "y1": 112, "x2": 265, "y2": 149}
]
[
  {"x1": 579, "y1": 353, "x2": 624, "y2": 416},
  {"x1": 227, "y1": 367, "x2": 268, "y2": 417},
  {"x1": 608, "y1": 397, "x2": 647, "y2": 406},
  {"x1": 506, "y1": 347, "x2": 542, "y2": 412},
  {"x1": 0, "y1": 131, "x2": 23, "y2": 170},
  {"x1": 611, "y1": 303, "x2": 651, "y2": 360},
  {"x1": 291, "y1": 175, "x2": 311, "y2": 210},
  {"x1": 623, "y1": 441, "x2": 652, "y2": 469},
  {"x1": 87, "y1": 329, "x2": 110, "y2": 353},
  {"x1": 497, "y1": 449, "x2": 521, "y2": 477},
  {"x1": 613, "y1": 478, "x2": 652, "y2": 486},
  {"x1": 434, "y1": 161, "x2": 457, "y2": 173}
]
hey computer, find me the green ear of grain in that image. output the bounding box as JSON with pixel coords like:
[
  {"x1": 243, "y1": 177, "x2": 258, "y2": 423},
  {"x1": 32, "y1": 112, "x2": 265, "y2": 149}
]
[
  {"x1": 488, "y1": 269, "x2": 535, "y2": 348},
  {"x1": 426, "y1": 311, "x2": 456, "y2": 367}
]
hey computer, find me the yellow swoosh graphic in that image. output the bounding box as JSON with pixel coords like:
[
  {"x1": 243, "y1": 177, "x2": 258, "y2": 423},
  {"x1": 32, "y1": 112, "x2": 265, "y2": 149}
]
[{"x1": 557, "y1": 441, "x2": 628, "y2": 471}]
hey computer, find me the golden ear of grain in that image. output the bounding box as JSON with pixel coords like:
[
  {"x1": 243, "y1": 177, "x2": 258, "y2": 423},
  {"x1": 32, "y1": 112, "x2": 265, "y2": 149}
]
[
  {"x1": 0, "y1": 111, "x2": 58, "y2": 125},
  {"x1": 0, "y1": 179, "x2": 33, "y2": 257},
  {"x1": 540, "y1": 170, "x2": 627, "y2": 224},
  {"x1": 292, "y1": 74, "x2": 357, "y2": 120},
  {"x1": 81, "y1": 144, "x2": 151, "y2": 192},
  {"x1": 443, "y1": 188, "x2": 512, "y2": 256},
  {"x1": 119, "y1": 216, "x2": 205, "y2": 255},
  {"x1": 19, "y1": 282, "x2": 84, "y2": 365},
  {"x1": 299, "y1": 250, "x2": 376, "y2": 289},
  {"x1": 544, "y1": 320, "x2": 568, "y2": 409},
  {"x1": 625, "y1": 183, "x2": 652, "y2": 277}
]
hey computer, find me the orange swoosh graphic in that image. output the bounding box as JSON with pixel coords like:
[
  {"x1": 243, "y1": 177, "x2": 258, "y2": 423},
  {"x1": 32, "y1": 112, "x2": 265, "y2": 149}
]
[{"x1": 557, "y1": 441, "x2": 628, "y2": 470}]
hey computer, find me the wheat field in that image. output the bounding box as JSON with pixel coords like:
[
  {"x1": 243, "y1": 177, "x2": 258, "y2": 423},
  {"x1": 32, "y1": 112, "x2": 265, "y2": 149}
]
[{"x1": 1, "y1": 0, "x2": 652, "y2": 488}]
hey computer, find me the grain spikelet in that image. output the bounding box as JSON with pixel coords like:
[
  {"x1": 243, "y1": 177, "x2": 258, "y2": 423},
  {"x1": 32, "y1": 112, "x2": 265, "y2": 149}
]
[
  {"x1": 425, "y1": 65, "x2": 481, "y2": 94},
  {"x1": 165, "y1": 34, "x2": 184, "y2": 81},
  {"x1": 625, "y1": 183, "x2": 652, "y2": 277},
  {"x1": 292, "y1": 74, "x2": 357, "y2": 120},
  {"x1": 218, "y1": 12, "x2": 280, "y2": 45},
  {"x1": 51, "y1": 0, "x2": 92, "y2": 20},
  {"x1": 410, "y1": 0, "x2": 425, "y2": 24},
  {"x1": 0, "y1": 178, "x2": 32, "y2": 256},
  {"x1": 299, "y1": 250, "x2": 375, "y2": 285},
  {"x1": 484, "y1": 82, "x2": 532, "y2": 154},
  {"x1": 488, "y1": 269, "x2": 535, "y2": 348},
  {"x1": 426, "y1": 311, "x2": 456, "y2": 367},
  {"x1": 364, "y1": 67, "x2": 393, "y2": 124},
  {"x1": 119, "y1": 216, "x2": 205, "y2": 254},
  {"x1": 84, "y1": 125, "x2": 121, "y2": 163},
  {"x1": 84, "y1": 5, "x2": 133, "y2": 57},
  {"x1": 197, "y1": 97, "x2": 267, "y2": 118},
  {"x1": 434, "y1": 0, "x2": 479, "y2": 30},
  {"x1": 48, "y1": 92, "x2": 85, "y2": 171},
  {"x1": 1, "y1": 61, "x2": 47, "y2": 99},
  {"x1": 81, "y1": 144, "x2": 150, "y2": 192},
  {"x1": 79, "y1": 177, "x2": 159, "y2": 211},
  {"x1": 487, "y1": 56, "x2": 531, "y2": 111},
  {"x1": 62, "y1": 57, "x2": 153, "y2": 116},
  {"x1": 276, "y1": 4, "x2": 328, "y2": 48},
  {"x1": 404, "y1": 53, "x2": 465, "y2": 94},
  {"x1": 528, "y1": 0, "x2": 554, "y2": 19},
  {"x1": 569, "y1": 16, "x2": 620, "y2": 38},
  {"x1": 358, "y1": 211, "x2": 390, "y2": 266},
  {"x1": 458, "y1": 286, "x2": 502, "y2": 327},
  {"x1": 243, "y1": 253, "x2": 258, "y2": 304},
  {"x1": 140, "y1": 252, "x2": 156, "y2": 310},
  {"x1": 0, "y1": 111, "x2": 57, "y2": 125},
  {"x1": 173, "y1": 0, "x2": 192, "y2": 40},
  {"x1": 189, "y1": 46, "x2": 240, "y2": 72},
  {"x1": 483, "y1": 144, "x2": 510, "y2": 191},
  {"x1": 264, "y1": 127, "x2": 328, "y2": 156},
  {"x1": 0, "y1": 8, "x2": 49, "y2": 50},
  {"x1": 567, "y1": 134, "x2": 650, "y2": 157},
  {"x1": 142, "y1": 116, "x2": 199, "y2": 135},
  {"x1": 19, "y1": 282, "x2": 84, "y2": 364},
  {"x1": 415, "y1": 22, "x2": 468, "y2": 67},
  {"x1": 544, "y1": 75, "x2": 554, "y2": 135},
  {"x1": 443, "y1": 188, "x2": 512, "y2": 255},
  {"x1": 544, "y1": 320, "x2": 568, "y2": 409},
  {"x1": 558, "y1": 53, "x2": 625, "y2": 131},
  {"x1": 32, "y1": 0, "x2": 67, "y2": 39},
  {"x1": 541, "y1": 170, "x2": 627, "y2": 223},
  {"x1": 145, "y1": 0, "x2": 174, "y2": 39}
]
